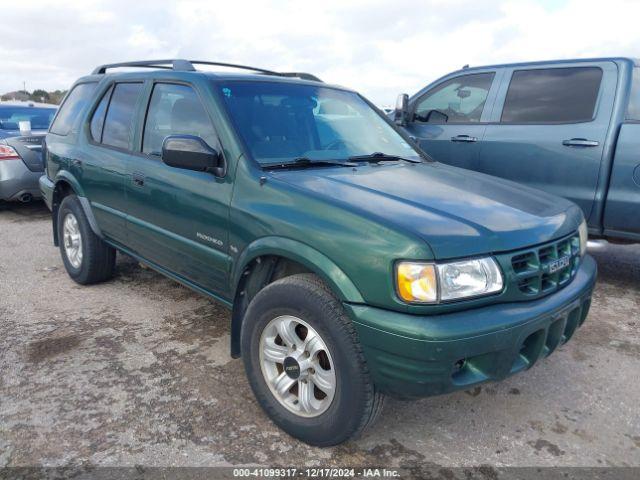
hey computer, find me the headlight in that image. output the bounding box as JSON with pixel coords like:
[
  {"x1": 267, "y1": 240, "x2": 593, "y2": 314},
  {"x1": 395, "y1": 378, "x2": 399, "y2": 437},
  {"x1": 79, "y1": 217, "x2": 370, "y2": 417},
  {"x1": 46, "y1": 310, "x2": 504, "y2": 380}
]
[
  {"x1": 396, "y1": 257, "x2": 503, "y2": 303},
  {"x1": 396, "y1": 262, "x2": 438, "y2": 303},
  {"x1": 437, "y1": 258, "x2": 504, "y2": 301},
  {"x1": 578, "y1": 219, "x2": 588, "y2": 257}
]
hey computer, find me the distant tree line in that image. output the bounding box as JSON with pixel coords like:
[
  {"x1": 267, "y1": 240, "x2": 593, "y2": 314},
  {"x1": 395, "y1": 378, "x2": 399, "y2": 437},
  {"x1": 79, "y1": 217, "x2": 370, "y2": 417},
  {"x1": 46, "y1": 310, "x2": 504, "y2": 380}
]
[{"x1": 1, "y1": 89, "x2": 68, "y2": 105}]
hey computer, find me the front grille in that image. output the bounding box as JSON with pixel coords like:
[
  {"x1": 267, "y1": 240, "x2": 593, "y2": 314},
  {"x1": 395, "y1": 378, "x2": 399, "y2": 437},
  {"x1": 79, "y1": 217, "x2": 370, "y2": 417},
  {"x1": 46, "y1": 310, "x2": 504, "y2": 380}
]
[{"x1": 506, "y1": 233, "x2": 581, "y2": 300}]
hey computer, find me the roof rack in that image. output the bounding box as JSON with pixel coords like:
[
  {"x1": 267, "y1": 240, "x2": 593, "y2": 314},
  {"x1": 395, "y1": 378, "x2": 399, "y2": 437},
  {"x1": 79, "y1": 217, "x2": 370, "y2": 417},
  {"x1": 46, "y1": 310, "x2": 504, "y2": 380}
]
[
  {"x1": 278, "y1": 72, "x2": 323, "y2": 82},
  {"x1": 91, "y1": 59, "x2": 322, "y2": 82},
  {"x1": 92, "y1": 59, "x2": 195, "y2": 74}
]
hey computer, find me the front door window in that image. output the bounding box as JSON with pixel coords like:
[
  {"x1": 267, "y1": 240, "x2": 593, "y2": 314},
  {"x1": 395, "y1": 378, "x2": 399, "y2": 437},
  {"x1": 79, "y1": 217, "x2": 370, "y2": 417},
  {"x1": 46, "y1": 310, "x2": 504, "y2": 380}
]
[
  {"x1": 142, "y1": 83, "x2": 216, "y2": 156},
  {"x1": 413, "y1": 73, "x2": 495, "y2": 124}
]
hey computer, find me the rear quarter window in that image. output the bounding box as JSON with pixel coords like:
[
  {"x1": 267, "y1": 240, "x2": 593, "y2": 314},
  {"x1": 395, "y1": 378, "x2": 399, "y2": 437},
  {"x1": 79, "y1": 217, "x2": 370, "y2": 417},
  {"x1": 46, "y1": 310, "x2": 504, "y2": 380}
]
[
  {"x1": 627, "y1": 68, "x2": 640, "y2": 121},
  {"x1": 90, "y1": 85, "x2": 114, "y2": 142},
  {"x1": 49, "y1": 82, "x2": 98, "y2": 135}
]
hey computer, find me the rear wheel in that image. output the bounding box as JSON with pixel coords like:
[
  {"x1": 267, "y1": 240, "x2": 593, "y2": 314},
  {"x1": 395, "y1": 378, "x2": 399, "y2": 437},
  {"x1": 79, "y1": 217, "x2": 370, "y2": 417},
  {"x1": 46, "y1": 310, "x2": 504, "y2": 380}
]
[
  {"x1": 57, "y1": 194, "x2": 115, "y2": 284},
  {"x1": 241, "y1": 273, "x2": 385, "y2": 446}
]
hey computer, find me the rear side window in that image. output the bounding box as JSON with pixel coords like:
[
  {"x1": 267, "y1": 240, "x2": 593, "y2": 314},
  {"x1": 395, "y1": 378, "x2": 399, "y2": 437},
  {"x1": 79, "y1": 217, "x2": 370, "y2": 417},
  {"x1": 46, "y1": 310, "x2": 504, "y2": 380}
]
[
  {"x1": 627, "y1": 68, "x2": 640, "y2": 121},
  {"x1": 142, "y1": 83, "x2": 215, "y2": 156},
  {"x1": 501, "y1": 67, "x2": 602, "y2": 124},
  {"x1": 414, "y1": 73, "x2": 494, "y2": 124},
  {"x1": 49, "y1": 82, "x2": 97, "y2": 135},
  {"x1": 101, "y1": 83, "x2": 143, "y2": 149},
  {"x1": 90, "y1": 85, "x2": 113, "y2": 142}
]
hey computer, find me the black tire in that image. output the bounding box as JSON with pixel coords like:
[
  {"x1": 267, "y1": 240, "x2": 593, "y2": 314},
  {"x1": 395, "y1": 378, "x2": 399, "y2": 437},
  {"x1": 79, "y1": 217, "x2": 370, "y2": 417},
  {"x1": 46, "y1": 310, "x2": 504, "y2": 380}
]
[
  {"x1": 57, "y1": 194, "x2": 115, "y2": 284},
  {"x1": 241, "y1": 273, "x2": 385, "y2": 446}
]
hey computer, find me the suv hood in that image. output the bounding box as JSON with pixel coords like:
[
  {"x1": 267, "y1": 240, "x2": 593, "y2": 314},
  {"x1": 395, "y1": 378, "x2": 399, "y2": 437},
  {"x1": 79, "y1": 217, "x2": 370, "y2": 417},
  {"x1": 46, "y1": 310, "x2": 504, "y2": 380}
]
[{"x1": 271, "y1": 162, "x2": 582, "y2": 259}]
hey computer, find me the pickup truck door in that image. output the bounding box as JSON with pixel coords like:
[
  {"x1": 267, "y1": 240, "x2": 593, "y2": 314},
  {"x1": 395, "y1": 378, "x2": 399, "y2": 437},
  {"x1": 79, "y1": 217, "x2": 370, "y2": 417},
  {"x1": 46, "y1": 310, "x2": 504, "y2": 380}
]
[
  {"x1": 124, "y1": 81, "x2": 233, "y2": 297},
  {"x1": 603, "y1": 123, "x2": 640, "y2": 238},
  {"x1": 403, "y1": 69, "x2": 502, "y2": 169},
  {"x1": 477, "y1": 61, "x2": 618, "y2": 223},
  {"x1": 603, "y1": 65, "x2": 640, "y2": 239}
]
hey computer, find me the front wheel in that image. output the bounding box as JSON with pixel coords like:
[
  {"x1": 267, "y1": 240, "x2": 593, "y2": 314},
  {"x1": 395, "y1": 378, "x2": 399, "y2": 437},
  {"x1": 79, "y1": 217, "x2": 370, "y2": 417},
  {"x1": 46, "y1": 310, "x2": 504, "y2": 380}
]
[{"x1": 241, "y1": 273, "x2": 384, "y2": 446}]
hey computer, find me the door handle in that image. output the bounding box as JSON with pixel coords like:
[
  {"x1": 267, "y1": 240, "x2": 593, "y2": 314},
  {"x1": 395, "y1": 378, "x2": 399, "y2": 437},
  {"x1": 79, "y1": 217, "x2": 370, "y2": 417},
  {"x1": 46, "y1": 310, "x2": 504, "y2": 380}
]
[
  {"x1": 451, "y1": 135, "x2": 478, "y2": 143},
  {"x1": 562, "y1": 138, "x2": 599, "y2": 147},
  {"x1": 132, "y1": 172, "x2": 145, "y2": 187}
]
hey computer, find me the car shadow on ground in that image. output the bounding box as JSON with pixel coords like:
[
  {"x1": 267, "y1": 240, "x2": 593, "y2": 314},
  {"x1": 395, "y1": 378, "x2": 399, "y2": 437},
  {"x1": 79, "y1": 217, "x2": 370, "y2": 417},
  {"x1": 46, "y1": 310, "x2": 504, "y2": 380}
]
[
  {"x1": 587, "y1": 240, "x2": 640, "y2": 287},
  {"x1": 0, "y1": 199, "x2": 50, "y2": 218}
]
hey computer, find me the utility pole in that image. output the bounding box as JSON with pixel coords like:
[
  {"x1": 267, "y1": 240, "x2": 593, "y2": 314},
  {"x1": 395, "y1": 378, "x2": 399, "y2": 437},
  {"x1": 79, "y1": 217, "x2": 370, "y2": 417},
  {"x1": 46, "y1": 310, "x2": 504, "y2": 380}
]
[{"x1": 23, "y1": 81, "x2": 26, "y2": 93}]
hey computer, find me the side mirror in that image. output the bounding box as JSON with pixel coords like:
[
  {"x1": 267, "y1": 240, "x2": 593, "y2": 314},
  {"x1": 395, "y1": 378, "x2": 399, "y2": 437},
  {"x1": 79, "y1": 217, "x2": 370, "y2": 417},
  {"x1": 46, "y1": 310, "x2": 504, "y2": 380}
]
[
  {"x1": 161, "y1": 135, "x2": 223, "y2": 176},
  {"x1": 394, "y1": 93, "x2": 409, "y2": 126},
  {"x1": 425, "y1": 109, "x2": 448, "y2": 124}
]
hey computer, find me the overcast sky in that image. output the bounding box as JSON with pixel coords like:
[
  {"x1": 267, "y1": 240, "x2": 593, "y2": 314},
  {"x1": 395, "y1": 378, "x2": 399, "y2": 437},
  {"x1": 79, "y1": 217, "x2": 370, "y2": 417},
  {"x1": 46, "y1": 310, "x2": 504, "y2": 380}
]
[{"x1": 2, "y1": 0, "x2": 638, "y2": 106}]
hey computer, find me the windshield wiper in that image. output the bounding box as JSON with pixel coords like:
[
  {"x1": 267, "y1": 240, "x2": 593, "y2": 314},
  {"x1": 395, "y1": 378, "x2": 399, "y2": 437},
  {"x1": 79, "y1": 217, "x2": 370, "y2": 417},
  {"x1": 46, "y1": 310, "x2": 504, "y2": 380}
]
[
  {"x1": 348, "y1": 152, "x2": 422, "y2": 164},
  {"x1": 262, "y1": 157, "x2": 358, "y2": 170}
]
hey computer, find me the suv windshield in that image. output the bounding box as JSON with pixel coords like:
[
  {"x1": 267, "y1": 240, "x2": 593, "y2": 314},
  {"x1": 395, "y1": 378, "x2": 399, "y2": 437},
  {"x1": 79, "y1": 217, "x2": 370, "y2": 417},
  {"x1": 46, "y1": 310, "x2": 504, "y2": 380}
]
[
  {"x1": 0, "y1": 106, "x2": 56, "y2": 130},
  {"x1": 218, "y1": 81, "x2": 421, "y2": 165}
]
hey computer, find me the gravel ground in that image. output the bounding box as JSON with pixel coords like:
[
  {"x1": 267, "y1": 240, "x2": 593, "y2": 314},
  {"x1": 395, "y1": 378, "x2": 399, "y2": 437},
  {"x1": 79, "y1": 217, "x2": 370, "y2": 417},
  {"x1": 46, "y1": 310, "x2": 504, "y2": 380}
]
[{"x1": 1, "y1": 201, "x2": 639, "y2": 473}]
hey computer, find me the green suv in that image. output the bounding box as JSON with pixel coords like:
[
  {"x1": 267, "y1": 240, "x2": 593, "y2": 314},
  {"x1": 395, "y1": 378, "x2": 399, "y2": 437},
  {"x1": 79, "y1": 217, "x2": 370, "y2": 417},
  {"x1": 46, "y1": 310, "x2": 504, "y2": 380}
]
[{"x1": 40, "y1": 59, "x2": 596, "y2": 446}]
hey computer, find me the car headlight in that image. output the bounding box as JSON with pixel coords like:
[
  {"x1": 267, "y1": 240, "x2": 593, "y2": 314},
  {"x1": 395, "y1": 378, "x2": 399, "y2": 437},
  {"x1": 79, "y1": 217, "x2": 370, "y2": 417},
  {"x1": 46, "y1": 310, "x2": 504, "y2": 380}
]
[
  {"x1": 578, "y1": 219, "x2": 588, "y2": 257},
  {"x1": 396, "y1": 257, "x2": 503, "y2": 303},
  {"x1": 396, "y1": 263, "x2": 438, "y2": 302}
]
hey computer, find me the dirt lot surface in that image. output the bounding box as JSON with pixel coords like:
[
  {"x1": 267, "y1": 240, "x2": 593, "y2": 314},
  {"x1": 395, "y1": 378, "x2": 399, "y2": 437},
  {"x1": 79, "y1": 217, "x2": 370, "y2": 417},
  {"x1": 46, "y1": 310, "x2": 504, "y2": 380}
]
[{"x1": 1, "y1": 202, "x2": 639, "y2": 473}]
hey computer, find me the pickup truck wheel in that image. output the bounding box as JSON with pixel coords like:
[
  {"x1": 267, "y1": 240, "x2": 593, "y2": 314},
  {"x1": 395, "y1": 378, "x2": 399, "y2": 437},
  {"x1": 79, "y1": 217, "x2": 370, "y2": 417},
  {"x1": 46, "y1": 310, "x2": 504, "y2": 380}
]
[
  {"x1": 57, "y1": 194, "x2": 115, "y2": 285},
  {"x1": 241, "y1": 273, "x2": 384, "y2": 446}
]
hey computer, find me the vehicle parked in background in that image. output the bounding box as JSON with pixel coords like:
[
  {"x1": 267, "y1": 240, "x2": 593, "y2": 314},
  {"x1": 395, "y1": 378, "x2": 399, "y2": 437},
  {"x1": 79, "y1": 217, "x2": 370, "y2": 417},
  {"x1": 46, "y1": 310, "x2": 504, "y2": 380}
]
[
  {"x1": 0, "y1": 101, "x2": 57, "y2": 202},
  {"x1": 41, "y1": 59, "x2": 595, "y2": 446},
  {"x1": 395, "y1": 57, "x2": 640, "y2": 244}
]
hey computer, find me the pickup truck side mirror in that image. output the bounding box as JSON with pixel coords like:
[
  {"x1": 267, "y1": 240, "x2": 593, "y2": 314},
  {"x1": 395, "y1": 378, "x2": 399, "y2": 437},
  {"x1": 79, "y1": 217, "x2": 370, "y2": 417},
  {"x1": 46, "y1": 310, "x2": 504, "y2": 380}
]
[
  {"x1": 161, "y1": 135, "x2": 224, "y2": 176},
  {"x1": 425, "y1": 109, "x2": 449, "y2": 124},
  {"x1": 394, "y1": 93, "x2": 410, "y2": 126}
]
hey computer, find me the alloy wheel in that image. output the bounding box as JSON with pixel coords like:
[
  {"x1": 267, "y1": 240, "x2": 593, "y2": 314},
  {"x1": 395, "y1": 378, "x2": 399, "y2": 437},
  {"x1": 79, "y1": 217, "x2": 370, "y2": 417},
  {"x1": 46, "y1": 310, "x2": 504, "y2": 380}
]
[
  {"x1": 63, "y1": 213, "x2": 83, "y2": 269},
  {"x1": 259, "y1": 315, "x2": 336, "y2": 418}
]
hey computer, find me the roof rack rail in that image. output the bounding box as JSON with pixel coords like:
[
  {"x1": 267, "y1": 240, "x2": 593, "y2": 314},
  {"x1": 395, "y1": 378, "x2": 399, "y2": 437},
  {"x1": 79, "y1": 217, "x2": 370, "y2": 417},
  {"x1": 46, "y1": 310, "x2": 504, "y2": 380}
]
[
  {"x1": 92, "y1": 59, "x2": 196, "y2": 74},
  {"x1": 91, "y1": 59, "x2": 322, "y2": 82},
  {"x1": 188, "y1": 60, "x2": 280, "y2": 75},
  {"x1": 278, "y1": 72, "x2": 323, "y2": 82}
]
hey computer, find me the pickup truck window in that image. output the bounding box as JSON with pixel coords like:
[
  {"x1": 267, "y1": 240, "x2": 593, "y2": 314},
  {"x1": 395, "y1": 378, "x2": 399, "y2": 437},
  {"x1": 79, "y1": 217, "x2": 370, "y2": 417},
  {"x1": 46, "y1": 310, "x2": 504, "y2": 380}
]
[
  {"x1": 101, "y1": 83, "x2": 143, "y2": 150},
  {"x1": 50, "y1": 82, "x2": 97, "y2": 135},
  {"x1": 501, "y1": 67, "x2": 602, "y2": 124},
  {"x1": 413, "y1": 73, "x2": 494, "y2": 124},
  {"x1": 627, "y1": 68, "x2": 640, "y2": 121}
]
